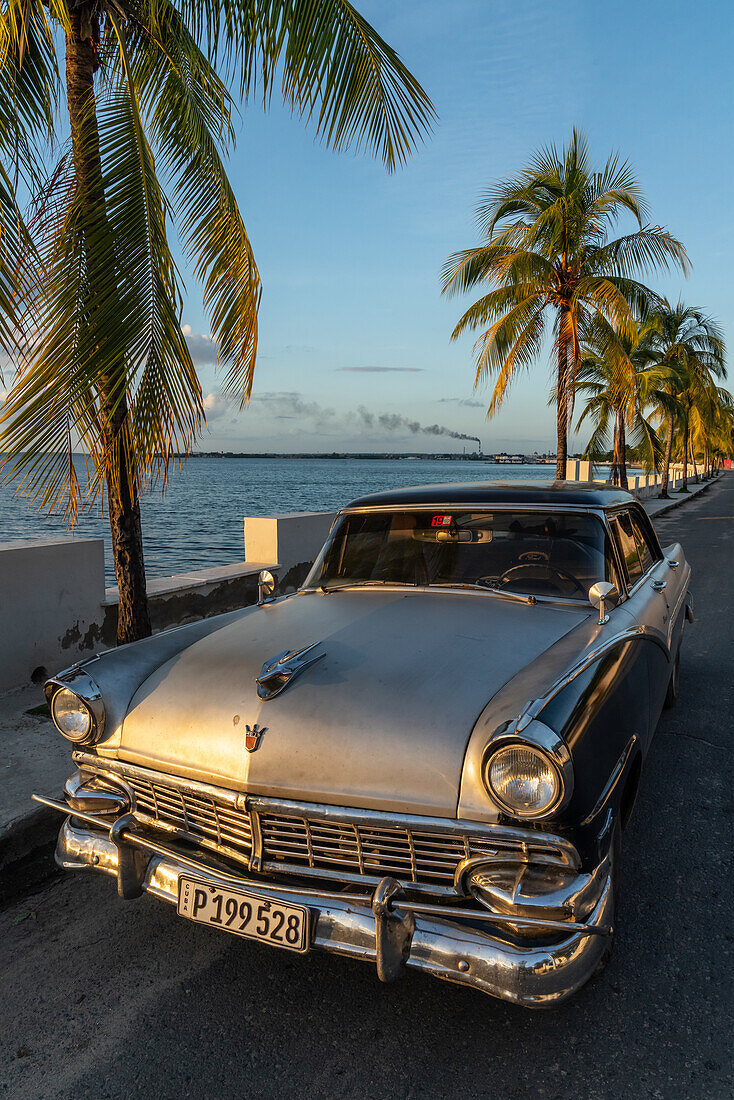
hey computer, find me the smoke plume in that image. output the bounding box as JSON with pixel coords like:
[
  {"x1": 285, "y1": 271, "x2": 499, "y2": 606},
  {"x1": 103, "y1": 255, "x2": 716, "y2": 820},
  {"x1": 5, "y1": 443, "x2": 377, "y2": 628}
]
[
  {"x1": 356, "y1": 406, "x2": 480, "y2": 444},
  {"x1": 251, "y1": 392, "x2": 481, "y2": 447}
]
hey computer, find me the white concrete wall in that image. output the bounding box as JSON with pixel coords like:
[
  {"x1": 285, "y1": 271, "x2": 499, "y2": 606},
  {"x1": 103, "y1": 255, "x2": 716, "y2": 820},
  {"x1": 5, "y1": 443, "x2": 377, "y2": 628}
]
[
  {"x1": 244, "y1": 511, "x2": 336, "y2": 575},
  {"x1": 568, "y1": 461, "x2": 699, "y2": 497},
  {"x1": 565, "y1": 460, "x2": 593, "y2": 482},
  {"x1": 0, "y1": 537, "x2": 105, "y2": 691}
]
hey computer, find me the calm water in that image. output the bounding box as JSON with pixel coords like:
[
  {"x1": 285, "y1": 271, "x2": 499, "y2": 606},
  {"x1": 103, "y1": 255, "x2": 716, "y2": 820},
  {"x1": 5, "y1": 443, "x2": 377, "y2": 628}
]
[{"x1": 1, "y1": 457, "x2": 563, "y2": 585}]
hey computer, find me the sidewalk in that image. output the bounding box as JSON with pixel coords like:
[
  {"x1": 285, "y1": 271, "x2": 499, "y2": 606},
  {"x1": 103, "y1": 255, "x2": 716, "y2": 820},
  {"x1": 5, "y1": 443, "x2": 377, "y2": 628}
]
[
  {"x1": 0, "y1": 472, "x2": 724, "y2": 874},
  {"x1": 643, "y1": 471, "x2": 722, "y2": 519},
  {"x1": 0, "y1": 685, "x2": 70, "y2": 871}
]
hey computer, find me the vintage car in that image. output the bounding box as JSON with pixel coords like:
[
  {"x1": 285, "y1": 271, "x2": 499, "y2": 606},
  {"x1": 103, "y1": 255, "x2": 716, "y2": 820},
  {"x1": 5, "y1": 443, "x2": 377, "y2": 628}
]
[{"x1": 35, "y1": 481, "x2": 692, "y2": 1007}]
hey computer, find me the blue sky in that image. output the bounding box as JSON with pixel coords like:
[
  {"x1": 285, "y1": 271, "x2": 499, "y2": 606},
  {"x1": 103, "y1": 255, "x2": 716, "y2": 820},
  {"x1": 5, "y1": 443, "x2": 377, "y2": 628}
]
[{"x1": 188, "y1": 0, "x2": 734, "y2": 454}]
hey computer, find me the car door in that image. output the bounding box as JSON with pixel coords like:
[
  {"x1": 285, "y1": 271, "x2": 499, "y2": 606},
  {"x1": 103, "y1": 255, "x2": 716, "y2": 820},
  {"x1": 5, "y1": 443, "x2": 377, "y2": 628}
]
[
  {"x1": 609, "y1": 508, "x2": 669, "y2": 749},
  {"x1": 627, "y1": 505, "x2": 686, "y2": 724}
]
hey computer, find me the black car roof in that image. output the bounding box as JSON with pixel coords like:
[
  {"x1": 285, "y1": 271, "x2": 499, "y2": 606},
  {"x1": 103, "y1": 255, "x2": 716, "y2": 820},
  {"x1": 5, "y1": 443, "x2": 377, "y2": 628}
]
[{"x1": 344, "y1": 479, "x2": 636, "y2": 510}]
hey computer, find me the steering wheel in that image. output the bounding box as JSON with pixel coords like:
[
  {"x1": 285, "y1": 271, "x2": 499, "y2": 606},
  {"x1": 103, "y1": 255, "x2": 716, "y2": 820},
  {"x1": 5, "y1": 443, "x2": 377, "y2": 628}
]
[{"x1": 490, "y1": 563, "x2": 586, "y2": 597}]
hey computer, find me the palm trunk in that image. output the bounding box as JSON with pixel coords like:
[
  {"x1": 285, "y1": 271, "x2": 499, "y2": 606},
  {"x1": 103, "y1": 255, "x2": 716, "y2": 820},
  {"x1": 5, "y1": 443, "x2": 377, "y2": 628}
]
[
  {"x1": 691, "y1": 438, "x2": 699, "y2": 484},
  {"x1": 660, "y1": 407, "x2": 674, "y2": 497},
  {"x1": 65, "y1": 7, "x2": 151, "y2": 645},
  {"x1": 556, "y1": 329, "x2": 569, "y2": 481},
  {"x1": 617, "y1": 413, "x2": 628, "y2": 490},
  {"x1": 681, "y1": 414, "x2": 689, "y2": 491}
]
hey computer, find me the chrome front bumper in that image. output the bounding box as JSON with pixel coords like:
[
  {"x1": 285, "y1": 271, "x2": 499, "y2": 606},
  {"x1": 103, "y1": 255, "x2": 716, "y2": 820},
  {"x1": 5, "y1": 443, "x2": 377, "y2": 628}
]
[{"x1": 52, "y1": 810, "x2": 614, "y2": 1008}]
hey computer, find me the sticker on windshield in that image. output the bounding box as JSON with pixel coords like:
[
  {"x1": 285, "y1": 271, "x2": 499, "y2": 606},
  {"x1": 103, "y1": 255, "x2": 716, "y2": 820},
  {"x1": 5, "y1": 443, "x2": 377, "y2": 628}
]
[{"x1": 431, "y1": 515, "x2": 452, "y2": 527}]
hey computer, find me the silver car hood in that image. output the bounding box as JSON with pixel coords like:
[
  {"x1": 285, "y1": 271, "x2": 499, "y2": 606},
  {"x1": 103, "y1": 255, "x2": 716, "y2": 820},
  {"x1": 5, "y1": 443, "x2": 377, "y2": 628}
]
[{"x1": 118, "y1": 589, "x2": 589, "y2": 816}]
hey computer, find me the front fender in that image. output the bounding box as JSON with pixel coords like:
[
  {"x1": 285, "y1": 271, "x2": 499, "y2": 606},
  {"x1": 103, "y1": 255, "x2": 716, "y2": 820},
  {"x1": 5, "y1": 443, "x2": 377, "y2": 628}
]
[
  {"x1": 48, "y1": 606, "x2": 254, "y2": 753},
  {"x1": 457, "y1": 606, "x2": 639, "y2": 827}
]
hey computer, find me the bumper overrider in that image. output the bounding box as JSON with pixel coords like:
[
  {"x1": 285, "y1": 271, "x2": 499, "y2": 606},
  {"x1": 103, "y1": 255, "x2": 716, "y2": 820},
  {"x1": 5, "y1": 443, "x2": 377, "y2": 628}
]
[{"x1": 33, "y1": 782, "x2": 614, "y2": 1008}]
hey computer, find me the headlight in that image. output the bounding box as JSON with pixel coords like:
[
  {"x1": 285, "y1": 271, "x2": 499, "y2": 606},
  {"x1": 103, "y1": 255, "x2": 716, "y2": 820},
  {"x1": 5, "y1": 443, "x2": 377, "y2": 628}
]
[
  {"x1": 51, "y1": 688, "x2": 94, "y2": 743},
  {"x1": 46, "y1": 670, "x2": 106, "y2": 745},
  {"x1": 484, "y1": 743, "x2": 562, "y2": 817}
]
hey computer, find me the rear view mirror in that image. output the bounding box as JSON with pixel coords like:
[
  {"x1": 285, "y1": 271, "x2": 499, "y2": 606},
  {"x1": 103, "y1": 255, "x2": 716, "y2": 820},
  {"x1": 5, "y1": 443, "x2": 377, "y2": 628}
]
[
  {"x1": 258, "y1": 569, "x2": 276, "y2": 605},
  {"x1": 588, "y1": 581, "x2": 619, "y2": 625}
]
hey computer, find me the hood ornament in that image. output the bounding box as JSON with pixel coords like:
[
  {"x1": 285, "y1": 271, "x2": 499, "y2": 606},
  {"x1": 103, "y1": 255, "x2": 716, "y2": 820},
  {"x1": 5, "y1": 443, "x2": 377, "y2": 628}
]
[
  {"x1": 256, "y1": 642, "x2": 325, "y2": 701},
  {"x1": 244, "y1": 723, "x2": 267, "y2": 752}
]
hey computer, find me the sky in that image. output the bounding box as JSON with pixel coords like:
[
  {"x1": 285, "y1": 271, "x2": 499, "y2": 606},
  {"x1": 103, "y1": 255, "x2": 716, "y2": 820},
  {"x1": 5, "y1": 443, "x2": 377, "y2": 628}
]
[{"x1": 182, "y1": 0, "x2": 734, "y2": 454}]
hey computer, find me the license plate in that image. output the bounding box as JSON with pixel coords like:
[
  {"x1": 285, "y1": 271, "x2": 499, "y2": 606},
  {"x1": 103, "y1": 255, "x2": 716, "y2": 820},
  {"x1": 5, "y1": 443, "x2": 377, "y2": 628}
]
[{"x1": 177, "y1": 877, "x2": 309, "y2": 953}]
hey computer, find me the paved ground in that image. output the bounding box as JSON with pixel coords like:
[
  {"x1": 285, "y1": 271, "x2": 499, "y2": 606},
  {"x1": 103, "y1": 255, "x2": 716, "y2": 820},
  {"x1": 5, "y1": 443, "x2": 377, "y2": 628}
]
[{"x1": 1, "y1": 475, "x2": 732, "y2": 1099}]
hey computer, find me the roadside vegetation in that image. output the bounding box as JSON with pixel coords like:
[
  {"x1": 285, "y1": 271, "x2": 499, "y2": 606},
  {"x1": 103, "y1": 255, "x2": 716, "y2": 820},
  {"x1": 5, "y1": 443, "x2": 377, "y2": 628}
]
[
  {"x1": 0, "y1": 0, "x2": 434, "y2": 643},
  {"x1": 443, "y1": 130, "x2": 731, "y2": 487}
]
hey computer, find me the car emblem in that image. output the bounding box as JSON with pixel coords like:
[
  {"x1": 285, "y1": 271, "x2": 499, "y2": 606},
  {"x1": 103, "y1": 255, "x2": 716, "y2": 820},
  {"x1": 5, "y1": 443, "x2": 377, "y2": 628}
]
[
  {"x1": 256, "y1": 642, "x2": 325, "y2": 701},
  {"x1": 244, "y1": 723, "x2": 267, "y2": 752}
]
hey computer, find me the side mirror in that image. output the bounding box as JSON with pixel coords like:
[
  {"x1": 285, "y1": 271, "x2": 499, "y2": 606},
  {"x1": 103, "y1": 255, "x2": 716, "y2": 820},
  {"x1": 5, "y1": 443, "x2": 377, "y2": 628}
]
[
  {"x1": 258, "y1": 569, "x2": 276, "y2": 606},
  {"x1": 588, "y1": 580, "x2": 619, "y2": 625}
]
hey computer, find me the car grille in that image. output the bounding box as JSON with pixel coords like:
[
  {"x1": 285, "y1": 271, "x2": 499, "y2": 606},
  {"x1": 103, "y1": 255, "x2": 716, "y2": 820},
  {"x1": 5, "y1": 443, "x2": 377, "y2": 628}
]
[
  {"x1": 99, "y1": 765, "x2": 573, "y2": 895},
  {"x1": 123, "y1": 772, "x2": 497, "y2": 892},
  {"x1": 130, "y1": 775, "x2": 253, "y2": 856},
  {"x1": 258, "y1": 813, "x2": 470, "y2": 885}
]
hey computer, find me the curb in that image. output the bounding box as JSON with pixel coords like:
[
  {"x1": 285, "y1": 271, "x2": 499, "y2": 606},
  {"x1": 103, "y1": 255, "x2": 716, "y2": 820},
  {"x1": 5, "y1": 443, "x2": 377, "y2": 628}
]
[
  {"x1": 0, "y1": 803, "x2": 59, "y2": 879},
  {"x1": 646, "y1": 472, "x2": 724, "y2": 519}
]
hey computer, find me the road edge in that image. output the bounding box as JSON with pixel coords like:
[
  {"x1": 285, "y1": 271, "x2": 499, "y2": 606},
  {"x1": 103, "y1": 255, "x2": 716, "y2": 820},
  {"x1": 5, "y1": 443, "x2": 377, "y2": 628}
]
[{"x1": 645, "y1": 472, "x2": 724, "y2": 519}]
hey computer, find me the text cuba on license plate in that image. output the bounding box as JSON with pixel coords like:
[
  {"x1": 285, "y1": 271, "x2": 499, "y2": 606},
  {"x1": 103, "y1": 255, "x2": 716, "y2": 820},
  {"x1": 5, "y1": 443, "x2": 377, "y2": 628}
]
[{"x1": 177, "y1": 877, "x2": 309, "y2": 952}]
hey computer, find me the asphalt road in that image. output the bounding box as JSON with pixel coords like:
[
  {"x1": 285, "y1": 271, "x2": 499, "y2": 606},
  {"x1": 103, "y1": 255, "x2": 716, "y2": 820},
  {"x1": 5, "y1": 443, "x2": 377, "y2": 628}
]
[{"x1": 2, "y1": 476, "x2": 733, "y2": 1100}]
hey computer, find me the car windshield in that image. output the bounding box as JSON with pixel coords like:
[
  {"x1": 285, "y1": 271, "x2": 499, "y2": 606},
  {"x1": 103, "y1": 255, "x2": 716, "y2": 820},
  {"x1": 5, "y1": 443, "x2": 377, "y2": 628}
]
[{"x1": 306, "y1": 509, "x2": 616, "y2": 601}]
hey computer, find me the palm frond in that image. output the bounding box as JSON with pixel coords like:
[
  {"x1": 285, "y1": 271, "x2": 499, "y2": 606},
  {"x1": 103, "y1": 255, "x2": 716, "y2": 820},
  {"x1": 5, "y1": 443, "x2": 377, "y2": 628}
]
[
  {"x1": 1, "y1": 19, "x2": 205, "y2": 514},
  {"x1": 591, "y1": 229, "x2": 690, "y2": 278},
  {"x1": 175, "y1": 0, "x2": 434, "y2": 171},
  {"x1": 128, "y1": 0, "x2": 261, "y2": 401}
]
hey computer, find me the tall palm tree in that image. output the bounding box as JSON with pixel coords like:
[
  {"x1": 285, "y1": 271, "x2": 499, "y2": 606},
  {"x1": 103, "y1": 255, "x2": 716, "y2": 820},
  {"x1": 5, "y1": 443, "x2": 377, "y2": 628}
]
[
  {"x1": 0, "y1": 0, "x2": 433, "y2": 643},
  {"x1": 574, "y1": 315, "x2": 661, "y2": 489},
  {"x1": 644, "y1": 301, "x2": 725, "y2": 496},
  {"x1": 441, "y1": 130, "x2": 688, "y2": 479}
]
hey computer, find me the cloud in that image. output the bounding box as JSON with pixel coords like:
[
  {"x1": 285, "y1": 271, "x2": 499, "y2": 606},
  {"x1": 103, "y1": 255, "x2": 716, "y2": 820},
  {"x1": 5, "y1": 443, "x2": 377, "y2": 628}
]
[
  {"x1": 203, "y1": 391, "x2": 232, "y2": 421},
  {"x1": 182, "y1": 325, "x2": 218, "y2": 366},
  {"x1": 437, "y1": 397, "x2": 485, "y2": 408},
  {"x1": 337, "y1": 366, "x2": 425, "y2": 373},
  {"x1": 252, "y1": 391, "x2": 337, "y2": 426}
]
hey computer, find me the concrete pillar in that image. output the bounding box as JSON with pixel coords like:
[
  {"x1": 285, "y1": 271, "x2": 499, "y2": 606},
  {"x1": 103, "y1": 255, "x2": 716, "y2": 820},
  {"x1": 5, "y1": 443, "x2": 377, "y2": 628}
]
[
  {"x1": 565, "y1": 459, "x2": 580, "y2": 481},
  {"x1": 578, "y1": 460, "x2": 592, "y2": 482},
  {"x1": 244, "y1": 512, "x2": 336, "y2": 578},
  {"x1": 0, "y1": 537, "x2": 105, "y2": 690}
]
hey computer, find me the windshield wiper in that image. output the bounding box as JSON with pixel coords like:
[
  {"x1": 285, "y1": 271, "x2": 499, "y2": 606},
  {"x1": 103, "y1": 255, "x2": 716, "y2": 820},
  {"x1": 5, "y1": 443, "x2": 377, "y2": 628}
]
[
  {"x1": 318, "y1": 579, "x2": 416, "y2": 594},
  {"x1": 426, "y1": 582, "x2": 536, "y2": 605}
]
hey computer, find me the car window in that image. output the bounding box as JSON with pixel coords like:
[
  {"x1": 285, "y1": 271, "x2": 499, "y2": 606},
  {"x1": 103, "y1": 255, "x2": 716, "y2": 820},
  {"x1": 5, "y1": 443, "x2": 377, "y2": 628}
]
[
  {"x1": 612, "y1": 512, "x2": 644, "y2": 586},
  {"x1": 628, "y1": 510, "x2": 657, "y2": 573},
  {"x1": 307, "y1": 510, "x2": 617, "y2": 602}
]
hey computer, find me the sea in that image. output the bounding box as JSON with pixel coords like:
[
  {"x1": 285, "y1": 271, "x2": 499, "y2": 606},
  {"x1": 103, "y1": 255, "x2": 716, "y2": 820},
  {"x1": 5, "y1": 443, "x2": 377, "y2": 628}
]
[{"x1": 1, "y1": 456, "x2": 577, "y2": 586}]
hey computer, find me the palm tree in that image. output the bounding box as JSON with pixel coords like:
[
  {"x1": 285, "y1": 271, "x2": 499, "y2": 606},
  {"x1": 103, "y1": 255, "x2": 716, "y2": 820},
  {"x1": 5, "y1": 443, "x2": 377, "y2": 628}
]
[
  {"x1": 0, "y1": 0, "x2": 433, "y2": 644},
  {"x1": 574, "y1": 315, "x2": 661, "y2": 489},
  {"x1": 705, "y1": 396, "x2": 734, "y2": 475},
  {"x1": 644, "y1": 301, "x2": 725, "y2": 496},
  {"x1": 672, "y1": 366, "x2": 728, "y2": 490},
  {"x1": 441, "y1": 130, "x2": 688, "y2": 480},
  {"x1": 688, "y1": 385, "x2": 733, "y2": 480}
]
